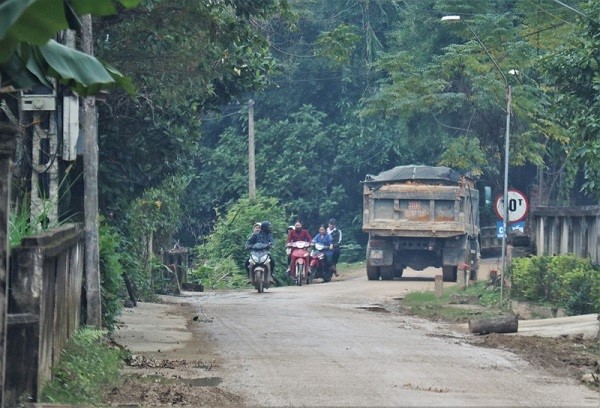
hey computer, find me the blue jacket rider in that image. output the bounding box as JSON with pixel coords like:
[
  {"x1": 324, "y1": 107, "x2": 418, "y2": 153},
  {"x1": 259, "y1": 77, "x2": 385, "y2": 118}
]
[{"x1": 311, "y1": 225, "x2": 333, "y2": 270}]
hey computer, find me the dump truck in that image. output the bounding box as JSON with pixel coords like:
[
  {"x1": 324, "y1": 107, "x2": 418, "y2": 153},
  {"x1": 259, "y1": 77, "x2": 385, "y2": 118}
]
[{"x1": 362, "y1": 165, "x2": 480, "y2": 282}]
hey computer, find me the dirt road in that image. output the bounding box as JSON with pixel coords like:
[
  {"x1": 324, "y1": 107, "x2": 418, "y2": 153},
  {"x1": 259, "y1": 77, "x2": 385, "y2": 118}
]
[{"x1": 111, "y1": 265, "x2": 599, "y2": 406}]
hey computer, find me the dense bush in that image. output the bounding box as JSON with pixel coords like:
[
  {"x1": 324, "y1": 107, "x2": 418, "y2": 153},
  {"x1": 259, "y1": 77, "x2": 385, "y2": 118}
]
[
  {"x1": 194, "y1": 195, "x2": 288, "y2": 285},
  {"x1": 510, "y1": 254, "x2": 600, "y2": 315},
  {"x1": 99, "y1": 222, "x2": 124, "y2": 331}
]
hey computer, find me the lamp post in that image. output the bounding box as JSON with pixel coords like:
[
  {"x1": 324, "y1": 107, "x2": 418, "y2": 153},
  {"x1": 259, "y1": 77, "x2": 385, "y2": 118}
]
[{"x1": 441, "y1": 15, "x2": 512, "y2": 302}]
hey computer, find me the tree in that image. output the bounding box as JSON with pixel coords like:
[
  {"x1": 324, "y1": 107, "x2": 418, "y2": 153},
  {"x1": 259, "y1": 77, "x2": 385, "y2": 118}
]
[
  {"x1": 94, "y1": 0, "x2": 290, "y2": 225},
  {"x1": 537, "y1": 0, "x2": 600, "y2": 200},
  {"x1": 0, "y1": 0, "x2": 137, "y2": 95}
]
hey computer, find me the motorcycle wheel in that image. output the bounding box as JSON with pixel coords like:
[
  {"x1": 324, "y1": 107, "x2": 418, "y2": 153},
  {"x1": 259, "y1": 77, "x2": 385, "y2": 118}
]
[
  {"x1": 309, "y1": 266, "x2": 317, "y2": 284},
  {"x1": 255, "y1": 271, "x2": 264, "y2": 293},
  {"x1": 296, "y1": 264, "x2": 303, "y2": 286},
  {"x1": 322, "y1": 268, "x2": 332, "y2": 283}
]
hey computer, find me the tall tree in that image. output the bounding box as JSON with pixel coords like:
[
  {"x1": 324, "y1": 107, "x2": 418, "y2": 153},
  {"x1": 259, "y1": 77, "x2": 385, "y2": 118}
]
[{"x1": 537, "y1": 0, "x2": 600, "y2": 201}]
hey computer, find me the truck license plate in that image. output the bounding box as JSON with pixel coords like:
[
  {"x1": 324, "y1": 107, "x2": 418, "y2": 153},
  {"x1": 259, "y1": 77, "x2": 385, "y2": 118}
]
[{"x1": 370, "y1": 249, "x2": 383, "y2": 259}]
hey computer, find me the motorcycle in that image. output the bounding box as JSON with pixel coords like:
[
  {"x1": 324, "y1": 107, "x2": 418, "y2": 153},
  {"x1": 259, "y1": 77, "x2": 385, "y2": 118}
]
[
  {"x1": 247, "y1": 242, "x2": 273, "y2": 293},
  {"x1": 287, "y1": 240, "x2": 311, "y2": 286},
  {"x1": 309, "y1": 242, "x2": 333, "y2": 283}
]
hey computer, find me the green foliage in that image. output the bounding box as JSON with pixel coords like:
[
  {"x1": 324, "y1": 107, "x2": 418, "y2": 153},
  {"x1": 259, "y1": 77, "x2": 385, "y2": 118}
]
[
  {"x1": 0, "y1": 0, "x2": 139, "y2": 93},
  {"x1": 188, "y1": 257, "x2": 247, "y2": 289},
  {"x1": 510, "y1": 255, "x2": 600, "y2": 315},
  {"x1": 89, "y1": 0, "x2": 600, "y2": 268},
  {"x1": 94, "y1": 0, "x2": 291, "y2": 261},
  {"x1": 8, "y1": 199, "x2": 33, "y2": 249},
  {"x1": 536, "y1": 0, "x2": 600, "y2": 200},
  {"x1": 439, "y1": 136, "x2": 488, "y2": 177},
  {"x1": 403, "y1": 281, "x2": 506, "y2": 322},
  {"x1": 9, "y1": 196, "x2": 69, "y2": 249},
  {"x1": 99, "y1": 221, "x2": 124, "y2": 331},
  {"x1": 119, "y1": 241, "x2": 154, "y2": 301},
  {"x1": 196, "y1": 195, "x2": 287, "y2": 277},
  {"x1": 117, "y1": 176, "x2": 190, "y2": 300},
  {"x1": 127, "y1": 175, "x2": 190, "y2": 249},
  {"x1": 315, "y1": 23, "x2": 361, "y2": 67},
  {"x1": 39, "y1": 328, "x2": 125, "y2": 405}
]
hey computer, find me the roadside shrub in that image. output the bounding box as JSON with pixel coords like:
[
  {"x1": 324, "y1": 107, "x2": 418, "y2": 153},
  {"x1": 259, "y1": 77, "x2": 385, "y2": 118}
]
[
  {"x1": 189, "y1": 257, "x2": 247, "y2": 289},
  {"x1": 195, "y1": 195, "x2": 287, "y2": 283},
  {"x1": 39, "y1": 328, "x2": 125, "y2": 405},
  {"x1": 99, "y1": 222, "x2": 124, "y2": 331},
  {"x1": 510, "y1": 254, "x2": 600, "y2": 314},
  {"x1": 121, "y1": 176, "x2": 190, "y2": 300}
]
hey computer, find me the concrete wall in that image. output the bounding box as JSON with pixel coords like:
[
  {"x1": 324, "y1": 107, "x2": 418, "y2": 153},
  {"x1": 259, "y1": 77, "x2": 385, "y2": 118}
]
[{"x1": 532, "y1": 206, "x2": 600, "y2": 264}]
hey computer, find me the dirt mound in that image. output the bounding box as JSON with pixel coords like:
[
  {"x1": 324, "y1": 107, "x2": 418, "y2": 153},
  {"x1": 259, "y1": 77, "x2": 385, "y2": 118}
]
[
  {"x1": 108, "y1": 375, "x2": 243, "y2": 407},
  {"x1": 471, "y1": 333, "x2": 600, "y2": 387}
]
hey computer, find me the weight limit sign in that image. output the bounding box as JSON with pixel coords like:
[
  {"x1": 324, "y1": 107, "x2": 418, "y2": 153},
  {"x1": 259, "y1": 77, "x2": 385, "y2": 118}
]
[{"x1": 494, "y1": 189, "x2": 529, "y2": 222}]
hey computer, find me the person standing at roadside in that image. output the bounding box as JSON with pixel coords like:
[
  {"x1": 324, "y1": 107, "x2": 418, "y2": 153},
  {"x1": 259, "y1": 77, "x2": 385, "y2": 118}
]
[{"x1": 327, "y1": 218, "x2": 342, "y2": 276}]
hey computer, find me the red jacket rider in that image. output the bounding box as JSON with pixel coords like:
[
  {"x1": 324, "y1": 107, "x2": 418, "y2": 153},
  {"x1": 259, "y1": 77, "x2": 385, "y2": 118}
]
[{"x1": 286, "y1": 222, "x2": 312, "y2": 278}]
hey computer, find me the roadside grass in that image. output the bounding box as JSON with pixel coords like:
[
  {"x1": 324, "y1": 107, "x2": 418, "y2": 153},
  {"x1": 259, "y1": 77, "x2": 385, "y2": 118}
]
[
  {"x1": 39, "y1": 328, "x2": 127, "y2": 406},
  {"x1": 400, "y1": 281, "x2": 512, "y2": 323}
]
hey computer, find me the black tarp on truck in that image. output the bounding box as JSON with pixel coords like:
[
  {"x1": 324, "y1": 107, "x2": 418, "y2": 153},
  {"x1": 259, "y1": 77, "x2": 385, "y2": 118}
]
[{"x1": 362, "y1": 165, "x2": 480, "y2": 282}]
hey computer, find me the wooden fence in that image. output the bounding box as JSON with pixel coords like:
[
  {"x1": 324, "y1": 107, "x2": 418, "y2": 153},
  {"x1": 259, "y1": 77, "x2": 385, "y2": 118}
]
[
  {"x1": 4, "y1": 223, "x2": 84, "y2": 406},
  {"x1": 532, "y1": 206, "x2": 600, "y2": 264}
]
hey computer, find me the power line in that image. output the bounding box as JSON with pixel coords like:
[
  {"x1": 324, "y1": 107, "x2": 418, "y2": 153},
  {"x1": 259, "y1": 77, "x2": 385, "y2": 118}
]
[{"x1": 545, "y1": 0, "x2": 588, "y2": 18}]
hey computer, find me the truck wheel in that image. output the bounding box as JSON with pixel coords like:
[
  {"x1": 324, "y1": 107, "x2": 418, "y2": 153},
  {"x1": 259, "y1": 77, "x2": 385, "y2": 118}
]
[
  {"x1": 442, "y1": 265, "x2": 457, "y2": 282},
  {"x1": 380, "y1": 266, "x2": 394, "y2": 280},
  {"x1": 367, "y1": 265, "x2": 380, "y2": 280}
]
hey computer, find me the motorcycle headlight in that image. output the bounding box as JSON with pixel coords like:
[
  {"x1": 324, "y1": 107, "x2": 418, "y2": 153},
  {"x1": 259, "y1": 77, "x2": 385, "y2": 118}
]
[
  {"x1": 251, "y1": 254, "x2": 260, "y2": 263},
  {"x1": 259, "y1": 254, "x2": 268, "y2": 263}
]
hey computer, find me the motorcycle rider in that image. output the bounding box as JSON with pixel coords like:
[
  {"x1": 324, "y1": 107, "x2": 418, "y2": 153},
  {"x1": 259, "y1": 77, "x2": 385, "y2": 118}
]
[
  {"x1": 244, "y1": 222, "x2": 263, "y2": 277},
  {"x1": 311, "y1": 225, "x2": 334, "y2": 273},
  {"x1": 286, "y1": 221, "x2": 312, "y2": 278},
  {"x1": 327, "y1": 218, "x2": 342, "y2": 276},
  {"x1": 246, "y1": 221, "x2": 276, "y2": 284}
]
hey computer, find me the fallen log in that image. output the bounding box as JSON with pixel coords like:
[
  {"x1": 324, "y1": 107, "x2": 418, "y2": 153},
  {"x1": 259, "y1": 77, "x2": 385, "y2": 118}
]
[{"x1": 468, "y1": 314, "x2": 518, "y2": 335}]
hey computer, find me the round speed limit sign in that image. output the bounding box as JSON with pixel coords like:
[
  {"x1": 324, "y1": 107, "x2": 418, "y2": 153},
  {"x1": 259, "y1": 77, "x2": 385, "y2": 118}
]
[{"x1": 494, "y1": 189, "x2": 529, "y2": 222}]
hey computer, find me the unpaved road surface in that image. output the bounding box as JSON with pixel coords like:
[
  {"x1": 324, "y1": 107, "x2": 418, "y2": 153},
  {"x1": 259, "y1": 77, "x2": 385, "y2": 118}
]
[{"x1": 111, "y1": 265, "x2": 599, "y2": 407}]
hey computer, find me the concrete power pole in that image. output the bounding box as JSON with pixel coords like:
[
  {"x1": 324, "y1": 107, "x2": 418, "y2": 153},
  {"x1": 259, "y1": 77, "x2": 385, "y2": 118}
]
[
  {"x1": 248, "y1": 100, "x2": 256, "y2": 199},
  {"x1": 81, "y1": 15, "x2": 102, "y2": 328}
]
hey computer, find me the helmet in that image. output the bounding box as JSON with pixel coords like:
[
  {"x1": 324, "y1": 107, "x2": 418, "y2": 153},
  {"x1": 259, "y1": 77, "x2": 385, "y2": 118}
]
[
  {"x1": 287, "y1": 225, "x2": 294, "y2": 231},
  {"x1": 260, "y1": 221, "x2": 272, "y2": 234},
  {"x1": 254, "y1": 222, "x2": 261, "y2": 228}
]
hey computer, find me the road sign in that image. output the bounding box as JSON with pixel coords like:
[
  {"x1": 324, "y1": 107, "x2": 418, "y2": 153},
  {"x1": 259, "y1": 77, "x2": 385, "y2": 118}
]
[
  {"x1": 494, "y1": 189, "x2": 529, "y2": 222},
  {"x1": 496, "y1": 221, "x2": 526, "y2": 238}
]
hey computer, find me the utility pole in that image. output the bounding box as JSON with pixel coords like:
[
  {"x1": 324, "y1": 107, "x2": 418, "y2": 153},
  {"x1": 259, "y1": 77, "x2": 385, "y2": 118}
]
[
  {"x1": 81, "y1": 15, "x2": 102, "y2": 328},
  {"x1": 248, "y1": 100, "x2": 256, "y2": 199}
]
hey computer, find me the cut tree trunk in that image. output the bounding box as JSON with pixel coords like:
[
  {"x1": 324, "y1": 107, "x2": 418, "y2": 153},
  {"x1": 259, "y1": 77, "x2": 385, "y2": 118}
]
[{"x1": 468, "y1": 315, "x2": 518, "y2": 335}]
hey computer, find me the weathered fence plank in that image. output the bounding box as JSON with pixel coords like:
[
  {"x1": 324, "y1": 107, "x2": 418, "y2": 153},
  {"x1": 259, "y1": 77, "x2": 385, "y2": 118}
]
[
  {"x1": 5, "y1": 223, "x2": 84, "y2": 406},
  {"x1": 0, "y1": 124, "x2": 18, "y2": 408}
]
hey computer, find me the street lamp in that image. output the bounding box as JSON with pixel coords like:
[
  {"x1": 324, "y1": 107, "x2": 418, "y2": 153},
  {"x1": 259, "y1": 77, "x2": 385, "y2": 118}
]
[{"x1": 441, "y1": 15, "x2": 512, "y2": 302}]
